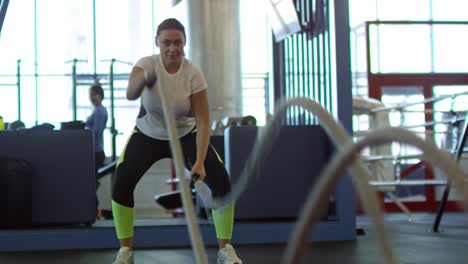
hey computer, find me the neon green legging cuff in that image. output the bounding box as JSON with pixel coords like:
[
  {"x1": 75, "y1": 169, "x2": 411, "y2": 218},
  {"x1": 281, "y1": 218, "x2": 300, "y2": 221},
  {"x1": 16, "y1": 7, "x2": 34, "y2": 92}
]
[
  {"x1": 212, "y1": 202, "x2": 235, "y2": 240},
  {"x1": 112, "y1": 200, "x2": 135, "y2": 239},
  {"x1": 112, "y1": 199, "x2": 234, "y2": 240}
]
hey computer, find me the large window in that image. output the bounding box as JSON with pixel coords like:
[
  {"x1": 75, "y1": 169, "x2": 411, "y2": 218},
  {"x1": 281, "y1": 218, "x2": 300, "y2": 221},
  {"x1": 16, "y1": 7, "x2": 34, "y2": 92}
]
[
  {"x1": 240, "y1": 0, "x2": 270, "y2": 125},
  {"x1": 0, "y1": 0, "x2": 35, "y2": 123},
  {"x1": 350, "y1": 0, "x2": 468, "y2": 79},
  {"x1": 0, "y1": 0, "x2": 175, "y2": 157},
  {"x1": 432, "y1": 25, "x2": 468, "y2": 72},
  {"x1": 0, "y1": 0, "x2": 35, "y2": 74},
  {"x1": 432, "y1": 0, "x2": 468, "y2": 21},
  {"x1": 369, "y1": 24, "x2": 432, "y2": 73},
  {"x1": 0, "y1": 0, "x2": 271, "y2": 155},
  {"x1": 433, "y1": 85, "x2": 468, "y2": 150},
  {"x1": 35, "y1": 1, "x2": 94, "y2": 75}
]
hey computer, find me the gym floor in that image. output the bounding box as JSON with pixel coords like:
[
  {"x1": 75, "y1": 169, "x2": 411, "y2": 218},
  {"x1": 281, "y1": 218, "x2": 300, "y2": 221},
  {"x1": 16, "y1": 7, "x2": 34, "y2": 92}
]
[{"x1": 1, "y1": 213, "x2": 467, "y2": 263}]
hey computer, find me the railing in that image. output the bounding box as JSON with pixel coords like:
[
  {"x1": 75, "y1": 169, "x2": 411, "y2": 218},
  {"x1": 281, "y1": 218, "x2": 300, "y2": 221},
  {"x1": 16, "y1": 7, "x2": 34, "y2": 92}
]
[
  {"x1": 0, "y1": 63, "x2": 271, "y2": 159},
  {"x1": 353, "y1": 91, "x2": 468, "y2": 223}
]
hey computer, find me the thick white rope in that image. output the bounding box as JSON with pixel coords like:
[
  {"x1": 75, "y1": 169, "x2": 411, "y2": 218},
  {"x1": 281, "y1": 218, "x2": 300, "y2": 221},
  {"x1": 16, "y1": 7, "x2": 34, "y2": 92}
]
[
  {"x1": 211, "y1": 97, "x2": 395, "y2": 264},
  {"x1": 282, "y1": 127, "x2": 467, "y2": 263},
  {"x1": 157, "y1": 84, "x2": 208, "y2": 264},
  {"x1": 157, "y1": 91, "x2": 429, "y2": 263}
]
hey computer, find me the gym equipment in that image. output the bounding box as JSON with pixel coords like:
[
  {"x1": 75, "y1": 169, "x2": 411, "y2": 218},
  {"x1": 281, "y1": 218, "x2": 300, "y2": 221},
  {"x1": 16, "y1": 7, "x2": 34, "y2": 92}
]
[
  {"x1": 60, "y1": 120, "x2": 85, "y2": 130},
  {"x1": 7, "y1": 120, "x2": 25, "y2": 130},
  {"x1": 159, "y1": 94, "x2": 387, "y2": 263},
  {"x1": 225, "y1": 125, "x2": 335, "y2": 220},
  {"x1": 433, "y1": 112, "x2": 468, "y2": 232},
  {"x1": 66, "y1": 58, "x2": 131, "y2": 161},
  {"x1": 0, "y1": 129, "x2": 96, "y2": 227},
  {"x1": 193, "y1": 177, "x2": 213, "y2": 209},
  {"x1": 97, "y1": 160, "x2": 118, "y2": 179},
  {"x1": 213, "y1": 97, "x2": 392, "y2": 262},
  {"x1": 240, "y1": 115, "x2": 257, "y2": 126},
  {"x1": 154, "y1": 173, "x2": 212, "y2": 219},
  {"x1": 283, "y1": 127, "x2": 467, "y2": 264}
]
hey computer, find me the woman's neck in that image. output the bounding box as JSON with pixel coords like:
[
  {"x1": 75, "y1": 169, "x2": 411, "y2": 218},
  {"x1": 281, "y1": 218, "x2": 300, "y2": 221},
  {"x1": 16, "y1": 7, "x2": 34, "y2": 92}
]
[{"x1": 163, "y1": 60, "x2": 182, "y2": 74}]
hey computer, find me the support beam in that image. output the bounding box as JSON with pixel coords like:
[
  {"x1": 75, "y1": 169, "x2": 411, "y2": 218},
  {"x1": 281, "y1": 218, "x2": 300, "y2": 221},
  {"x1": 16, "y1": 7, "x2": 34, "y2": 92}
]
[{"x1": 187, "y1": 0, "x2": 242, "y2": 121}]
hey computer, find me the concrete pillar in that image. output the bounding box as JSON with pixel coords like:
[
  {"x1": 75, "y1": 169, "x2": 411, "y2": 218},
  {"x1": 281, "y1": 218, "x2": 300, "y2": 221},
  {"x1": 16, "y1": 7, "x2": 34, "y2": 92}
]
[{"x1": 187, "y1": 0, "x2": 242, "y2": 121}]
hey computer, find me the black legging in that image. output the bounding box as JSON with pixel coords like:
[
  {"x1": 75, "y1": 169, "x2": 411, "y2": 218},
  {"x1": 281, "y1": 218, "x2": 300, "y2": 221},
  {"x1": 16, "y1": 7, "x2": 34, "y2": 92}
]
[{"x1": 111, "y1": 128, "x2": 231, "y2": 208}]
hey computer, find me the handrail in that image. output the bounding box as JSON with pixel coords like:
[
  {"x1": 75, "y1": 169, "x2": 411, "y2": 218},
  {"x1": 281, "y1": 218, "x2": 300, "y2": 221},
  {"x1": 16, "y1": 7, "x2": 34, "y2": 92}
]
[
  {"x1": 397, "y1": 116, "x2": 466, "y2": 130},
  {"x1": 369, "y1": 180, "x2": 447, "y2": 186},
  {"x1": 211, "y1": 97, "x2": 395, "y2": 263},
  {"x1": 100, "y1": 59, "x2": 133, "y2": 66},
  {"x1": 283, "y1": 127, "x2": 467, "y2": 263},
  {"x1": 371, "y1": 91, "x2": 468, "y2": 113}
]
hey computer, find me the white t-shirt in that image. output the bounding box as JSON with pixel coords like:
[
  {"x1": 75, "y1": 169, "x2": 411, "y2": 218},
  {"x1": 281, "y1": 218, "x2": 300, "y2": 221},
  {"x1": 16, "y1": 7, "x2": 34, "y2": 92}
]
[{"x1": 134, "y1": 54, "x2": 207, "y2": 140}]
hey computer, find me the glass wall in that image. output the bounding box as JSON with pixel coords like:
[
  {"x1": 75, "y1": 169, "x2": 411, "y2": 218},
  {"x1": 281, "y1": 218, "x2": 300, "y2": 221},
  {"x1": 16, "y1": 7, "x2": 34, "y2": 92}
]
[
  {"x1": 0, "y1": 0, "x2": 271, "y2": 219},
  {"x1": 0, "y1": 0, "x2": 271, "y2": 155},
  {"x1": 240, "y1": 0, "x2": 270, "y2": 125},
  {"x1": 350, "y1": 0, "x2": 468, "y2": 89},
  {"x1": 0, "y1": 0, "x2": 159, "y2": 158},
  {"x1": 349, "y1": 0, "x2": 468, "y2": 206},
  {"x1": 433, "y1": 85, "x2": 468, "y2": 149},
  {"x1": 350, "y1": 0, "x2": 468, "y2": 133}
]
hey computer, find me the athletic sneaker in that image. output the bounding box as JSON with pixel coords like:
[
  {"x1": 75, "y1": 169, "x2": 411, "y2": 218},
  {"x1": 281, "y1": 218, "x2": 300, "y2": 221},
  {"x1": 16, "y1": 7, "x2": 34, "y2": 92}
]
[
  {"x1": 113, "y1": 247, "x2": 134, "y2": 264},
  {"x1": 217, "y1": 244, "x2": 242, "y2": 264}
]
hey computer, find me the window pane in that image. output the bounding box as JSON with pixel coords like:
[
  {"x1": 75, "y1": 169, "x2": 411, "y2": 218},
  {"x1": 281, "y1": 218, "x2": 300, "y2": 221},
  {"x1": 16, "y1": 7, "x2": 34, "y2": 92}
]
[
  {"x1": 433, "y1": 85, "x2": 468, "y2": 148},
  {"x1": 36, "y1": 76, "x2": 73, "y2": 125},
  {"x1": 432, "y1": 0, "x2": 468, "y2": 21},
  {"x1": 95, "y1": 0, "x2": 152, "y2": 73},
  {"x1": 433, "y1": 25, "x2": 468, "y2": 72},
  {"x1": 377, "y1": 0, "x2": 431, "y2": 21},
  {"x1": 240, "y1": 0, "x2": 269, "y2": 73},
  {"x1": 241, "y1": 0, "x2": 269, "y2": 125},
  {"x1": 349, "y1": 0, "x2": 377, "y2": 28},
  {"x1": 34, "y1": 1, "x2": 94, "y2": 75},
  {"x1": 370, "y1": 25, "x2": 431, "y2": 73},
  {"x1": 0, "y1": 77, "x2": 20, "y2": 122},
  {"x1": 0, "y1": 0, "x2": 35, "y2": 74}
]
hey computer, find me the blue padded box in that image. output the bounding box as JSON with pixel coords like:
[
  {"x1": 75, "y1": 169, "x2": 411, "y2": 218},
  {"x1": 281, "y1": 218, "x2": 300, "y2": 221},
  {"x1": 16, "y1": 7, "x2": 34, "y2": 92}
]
[{"x1": 0, "y1": 129, "x2": 96, "y2": 226}]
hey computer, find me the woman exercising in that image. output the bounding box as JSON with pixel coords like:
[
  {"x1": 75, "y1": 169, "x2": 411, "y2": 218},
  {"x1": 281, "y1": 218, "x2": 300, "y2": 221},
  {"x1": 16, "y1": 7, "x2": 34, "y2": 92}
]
[{"x1": 111, "y1": 18, "x2": 242, "y2": 264}]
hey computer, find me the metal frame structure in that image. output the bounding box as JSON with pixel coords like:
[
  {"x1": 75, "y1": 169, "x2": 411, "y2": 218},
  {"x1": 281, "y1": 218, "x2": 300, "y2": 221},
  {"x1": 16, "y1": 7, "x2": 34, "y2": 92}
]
[
  {"x1": 67, "y1": 58, "x2": 132, "y2": 161},
  {"x1": 365, "y1": 20, "x2": 468, "y2": 213},
  {"x1": 433, "y1": 112, "x2": 468, "y2": 232},
  {"x1": 273, "y1": 0, "x2": 335, "y2": 126}
]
